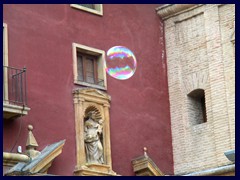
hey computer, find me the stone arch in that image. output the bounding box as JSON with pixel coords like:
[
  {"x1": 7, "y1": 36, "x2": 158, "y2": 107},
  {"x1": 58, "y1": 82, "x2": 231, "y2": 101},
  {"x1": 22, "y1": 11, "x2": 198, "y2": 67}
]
[
  {"x1": 84, "y1": 105, "x2": 102, "y2": 121},
  {"x1": 187, "y1": 88, "x2": 204, "y2": 98},
  {"x1": 184, "y1": 71, "x2": 209, "y2": 94}
]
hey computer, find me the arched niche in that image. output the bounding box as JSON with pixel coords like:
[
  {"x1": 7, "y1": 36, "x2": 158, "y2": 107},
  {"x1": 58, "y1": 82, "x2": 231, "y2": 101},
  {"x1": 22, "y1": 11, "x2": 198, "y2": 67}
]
[{"x1": 72, "y1": 88, "x2": 117, "y2": 176}]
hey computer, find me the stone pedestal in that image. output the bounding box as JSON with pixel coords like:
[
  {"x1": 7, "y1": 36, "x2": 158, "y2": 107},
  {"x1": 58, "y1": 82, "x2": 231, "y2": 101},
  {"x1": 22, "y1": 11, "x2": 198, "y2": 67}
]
[{"x1": 74, "y1": 164, "x2": 118, "y2": 176}]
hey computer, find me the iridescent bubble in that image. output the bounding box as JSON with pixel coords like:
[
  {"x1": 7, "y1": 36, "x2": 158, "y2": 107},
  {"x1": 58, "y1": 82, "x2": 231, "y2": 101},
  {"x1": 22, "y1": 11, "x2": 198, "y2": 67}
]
[{"x1": 106, "y1": 46, "x2": 137, "y2": 80}]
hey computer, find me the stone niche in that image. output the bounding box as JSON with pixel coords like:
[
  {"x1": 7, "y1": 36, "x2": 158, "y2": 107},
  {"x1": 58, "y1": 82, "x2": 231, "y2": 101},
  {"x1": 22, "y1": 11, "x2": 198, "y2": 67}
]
[{"x1": 73, "y1": 88, "x2": 117, "y2": 176}]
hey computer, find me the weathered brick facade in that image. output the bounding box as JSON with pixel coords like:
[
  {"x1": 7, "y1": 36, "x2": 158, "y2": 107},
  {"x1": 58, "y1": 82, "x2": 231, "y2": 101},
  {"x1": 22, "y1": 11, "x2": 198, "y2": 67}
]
[{"x1": 157, "y1": 4, "x2": 235, "y2": 175}]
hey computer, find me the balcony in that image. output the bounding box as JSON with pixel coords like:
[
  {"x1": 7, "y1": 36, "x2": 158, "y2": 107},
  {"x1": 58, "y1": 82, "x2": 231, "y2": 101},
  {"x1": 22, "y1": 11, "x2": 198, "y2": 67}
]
[{"x1": 3, "y1": 66, "x2": 30, "y2": 119}]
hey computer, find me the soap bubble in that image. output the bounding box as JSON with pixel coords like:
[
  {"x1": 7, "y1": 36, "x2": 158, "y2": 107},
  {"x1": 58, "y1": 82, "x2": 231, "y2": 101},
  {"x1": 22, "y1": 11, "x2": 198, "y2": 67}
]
[{"x1": 106, "y1": 46, "x2": 137, "y2": 80}]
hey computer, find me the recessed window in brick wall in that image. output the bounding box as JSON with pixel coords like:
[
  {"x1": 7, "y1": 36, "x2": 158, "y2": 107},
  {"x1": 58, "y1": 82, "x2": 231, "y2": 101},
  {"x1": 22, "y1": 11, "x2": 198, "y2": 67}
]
[{"x1": 187, "y1": 89, "x2": 207, "y2": 125}]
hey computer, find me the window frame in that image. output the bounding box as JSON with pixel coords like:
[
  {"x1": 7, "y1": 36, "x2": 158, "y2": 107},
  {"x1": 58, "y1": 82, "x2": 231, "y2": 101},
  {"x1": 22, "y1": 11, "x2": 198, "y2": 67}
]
[
  {"x1": 3, "y1": 23, "x2": 9, "y2": 103},
  {"x1": 72, "y1": 43, "x2": 107, "y2": 90},
  {"x1": 70, "y1": 4, "x2": 103, "y2": 16}
]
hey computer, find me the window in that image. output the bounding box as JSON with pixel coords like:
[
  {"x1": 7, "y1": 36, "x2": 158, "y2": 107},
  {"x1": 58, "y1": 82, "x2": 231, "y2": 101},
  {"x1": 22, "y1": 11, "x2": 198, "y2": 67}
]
[
  {"x1": 77, "y1": 53, "x2": 98, "y2": 84},
  {"x1": 187, "y1": 89, "x2": 207, "y2": 125},
  {"x1": 72, "y1": 43, "x2": 107, "y2": 90},
  {"x1": 70, "y1": 4, "x2": 103, "y2": 16}
]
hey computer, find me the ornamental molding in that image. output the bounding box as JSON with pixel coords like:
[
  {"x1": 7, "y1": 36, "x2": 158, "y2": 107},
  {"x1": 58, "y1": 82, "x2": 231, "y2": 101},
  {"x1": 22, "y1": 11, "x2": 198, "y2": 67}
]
[
  {"x1": 156, "y1": 4, "x2": 199, "y2": 20},
  {"x1": 73, "y1": 88, "x2": 111, "y2": 102}
]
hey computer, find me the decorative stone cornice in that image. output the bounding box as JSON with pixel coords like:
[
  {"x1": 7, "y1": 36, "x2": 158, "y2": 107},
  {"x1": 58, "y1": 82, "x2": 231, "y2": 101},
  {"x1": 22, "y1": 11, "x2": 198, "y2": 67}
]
[
  {"x1": 131, "y1": 147, "x2": 164, "y2": 176},
  {"x1": 74, "y1": 164, "x2": 118, "y2": 176},
  {"x1": 156, "y1": 4, "x2": 198, "y2": 20},
  {"x1": 3, "y1": 103, "x2": 30, "y2": 119},
  {"x1": 73, "y1": 88, "x2": 111, "y2": 102},
  {"x1": 3, "y1": 152, "x2": 30, "y2": 167}
]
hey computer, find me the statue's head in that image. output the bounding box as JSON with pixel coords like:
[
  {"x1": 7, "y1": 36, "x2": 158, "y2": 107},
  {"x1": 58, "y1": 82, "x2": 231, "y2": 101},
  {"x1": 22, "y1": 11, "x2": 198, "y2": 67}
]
[{"x1": 87, "y1": 111, "x2": 97, "y2": 120}]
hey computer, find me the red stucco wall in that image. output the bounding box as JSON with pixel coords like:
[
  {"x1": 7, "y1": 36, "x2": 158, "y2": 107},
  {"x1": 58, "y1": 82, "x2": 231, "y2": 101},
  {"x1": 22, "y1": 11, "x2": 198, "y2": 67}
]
[{"x1": 3, "y1": 4, "x2": 173, "y2": 176}]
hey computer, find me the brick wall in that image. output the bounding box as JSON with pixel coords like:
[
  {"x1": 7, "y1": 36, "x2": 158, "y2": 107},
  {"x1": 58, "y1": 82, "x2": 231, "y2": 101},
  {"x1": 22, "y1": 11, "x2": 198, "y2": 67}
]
[{"x1": 162, "y1": 4, "x2": 235, "y2": 174}]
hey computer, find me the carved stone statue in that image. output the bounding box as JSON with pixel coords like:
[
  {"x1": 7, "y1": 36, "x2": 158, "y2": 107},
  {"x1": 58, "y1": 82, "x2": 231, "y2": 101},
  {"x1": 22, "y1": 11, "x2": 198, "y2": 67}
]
[{"x1": 84, "y1": 111, "x2": 104, "y2": 164}]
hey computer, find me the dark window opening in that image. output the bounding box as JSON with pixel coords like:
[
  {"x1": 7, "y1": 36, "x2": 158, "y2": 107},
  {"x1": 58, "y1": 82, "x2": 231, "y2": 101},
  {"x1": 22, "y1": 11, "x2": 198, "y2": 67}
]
[
  {"x1": 187, "y1": 89, "x2": 207, "y2": 125},
  {"x1": 200, "y1": 96, "x2": 207, "y2": 123}
]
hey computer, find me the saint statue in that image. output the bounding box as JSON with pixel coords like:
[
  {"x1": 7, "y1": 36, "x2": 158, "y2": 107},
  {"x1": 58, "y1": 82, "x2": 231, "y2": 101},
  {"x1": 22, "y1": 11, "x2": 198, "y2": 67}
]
[{"x1": 84, "y1": 111, "x2": 104, "y2": 164}]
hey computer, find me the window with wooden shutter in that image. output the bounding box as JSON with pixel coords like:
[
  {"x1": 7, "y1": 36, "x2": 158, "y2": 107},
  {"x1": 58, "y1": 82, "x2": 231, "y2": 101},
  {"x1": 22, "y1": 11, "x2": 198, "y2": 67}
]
[
  {"x1": 77, "y1": 53, "x2": 98, "y2": 85},
  {"x1": 73, "y1": 43, "x2": 107, "y2": 90}
]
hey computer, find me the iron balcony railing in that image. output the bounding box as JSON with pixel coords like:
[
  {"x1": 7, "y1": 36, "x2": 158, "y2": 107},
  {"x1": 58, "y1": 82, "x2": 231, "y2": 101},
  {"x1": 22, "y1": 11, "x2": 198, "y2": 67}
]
[{"x1": 3, "y1": 66, "x2": 27, "y2": 106}]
